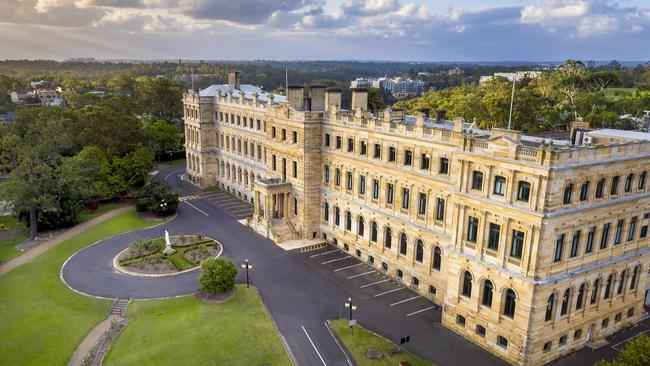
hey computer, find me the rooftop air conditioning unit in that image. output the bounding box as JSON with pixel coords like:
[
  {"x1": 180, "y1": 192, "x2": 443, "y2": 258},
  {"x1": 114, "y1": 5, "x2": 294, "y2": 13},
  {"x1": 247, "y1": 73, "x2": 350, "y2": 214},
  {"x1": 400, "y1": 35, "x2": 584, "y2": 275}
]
[{"x1": 582, "y1": 135, "x2": 594, "y2": 146}]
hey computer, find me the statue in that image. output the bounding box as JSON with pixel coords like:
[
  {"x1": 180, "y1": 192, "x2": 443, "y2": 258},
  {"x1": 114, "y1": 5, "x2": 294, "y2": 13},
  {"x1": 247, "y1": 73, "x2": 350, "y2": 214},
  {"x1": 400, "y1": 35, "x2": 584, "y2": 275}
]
[{"x1": 162, "y1": 230, "x2": 176, "y2": 255}]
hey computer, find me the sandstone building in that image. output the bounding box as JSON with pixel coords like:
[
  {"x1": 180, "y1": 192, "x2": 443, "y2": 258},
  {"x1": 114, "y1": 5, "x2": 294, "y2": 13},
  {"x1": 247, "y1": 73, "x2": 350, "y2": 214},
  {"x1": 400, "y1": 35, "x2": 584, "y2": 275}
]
[{"x1": 183, "y1": 71, "x2": 650, "y2": 365}]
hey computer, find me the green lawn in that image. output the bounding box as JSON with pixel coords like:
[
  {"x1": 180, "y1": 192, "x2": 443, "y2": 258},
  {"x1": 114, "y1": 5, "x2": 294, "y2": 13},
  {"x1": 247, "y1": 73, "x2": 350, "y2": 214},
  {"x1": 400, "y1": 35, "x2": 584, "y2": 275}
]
[
  {"x1": 77, "y1": 202, "x2": 122, "y2": 222},
  {"x1": 105, "y1": 286, "x2": 291, "y2": 366},
  {"x1": 330, "y1": 319, "x2": 437, "y2": 366},
  {"x1": 0, "y1": 215, "x2": 27, "y2": 264},
  {"x1": 0, "y1": 208, "x2": 154, "y2": 366}
]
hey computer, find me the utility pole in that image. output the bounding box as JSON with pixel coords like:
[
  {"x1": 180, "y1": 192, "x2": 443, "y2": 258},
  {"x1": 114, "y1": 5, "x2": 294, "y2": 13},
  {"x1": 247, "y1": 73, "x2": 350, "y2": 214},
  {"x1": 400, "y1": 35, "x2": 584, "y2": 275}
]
[
  {"x1": 285, "y1": 67, "x2": 288, "y2": 96},
  {"x1": 507, "y1": 75, "x2": 516, "y2": 130},
  {"x1": 191, "y1": 66, "x2": 195, "y2": 91}
]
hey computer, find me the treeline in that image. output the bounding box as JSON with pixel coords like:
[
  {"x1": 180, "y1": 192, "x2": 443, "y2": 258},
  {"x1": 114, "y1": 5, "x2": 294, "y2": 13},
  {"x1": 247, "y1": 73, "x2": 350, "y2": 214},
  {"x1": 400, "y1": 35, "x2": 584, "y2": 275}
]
[
  {"x1": 0, "y1": 96, "x2": 183, "y2": 238},
  {"x1": 395, "y1": 60, "x2": 650, "y2": 132}
]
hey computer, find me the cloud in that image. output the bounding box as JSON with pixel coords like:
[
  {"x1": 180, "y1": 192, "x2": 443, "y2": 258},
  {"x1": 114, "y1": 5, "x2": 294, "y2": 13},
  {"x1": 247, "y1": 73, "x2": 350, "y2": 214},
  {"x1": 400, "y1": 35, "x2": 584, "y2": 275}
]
[{"x1": 177, "y1": 0, "x2": 321, "y2": 24}]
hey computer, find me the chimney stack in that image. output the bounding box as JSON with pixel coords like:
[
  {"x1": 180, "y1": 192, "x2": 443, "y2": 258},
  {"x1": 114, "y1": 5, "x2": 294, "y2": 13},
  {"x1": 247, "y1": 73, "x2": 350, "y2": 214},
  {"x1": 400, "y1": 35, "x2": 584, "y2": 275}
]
[
  {"x1": 351, "y1": 87, "x2": 368, "y2": 112},
  {"x1": 309, "y1": 85, "x2": 326, "y2": 111},
  {"x1": 420, "y1": 108, "x2": 430, "y2": 118},
  {"x1": 228, "y1": 70, "x2": 241, "y2": 90},
  {"x1": 436, "y1": 109, "x2": 447, "y2": 122},
  {"x1": 287, "y1": 84, "x2": 304, "y2": 110},
  {"x1": 303, "y1": 97, "x2": 312, "y2": 112},
  {"x1": 325, "y1": 87, "x2": 342, "y2": 112}
]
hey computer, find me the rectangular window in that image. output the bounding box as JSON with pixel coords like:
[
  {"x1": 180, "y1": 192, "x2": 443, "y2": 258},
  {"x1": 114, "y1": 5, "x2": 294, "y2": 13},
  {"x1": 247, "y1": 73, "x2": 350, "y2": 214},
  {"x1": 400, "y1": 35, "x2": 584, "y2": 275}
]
[
  {"x1": 404, "y1": 150, "x2": 412, "y2": 166},
  {"x1": 510, "y1": 230, "x2": 524, "y2": 259},
  {"x1": 570, "y1": 230, "x2": 580, "y2": 258},
  {"x1": 292, "y1": 131, "x2": 297, "y2": 144},
  {"x1": 497, "y1": 336, "x2": 508, "y2": 349},
  {"x1": 292, "y1": 161, "x2": 297, "y2": 178},
  {"x1": 372, "y1": 179, "x2": 379, "y2": 199},
  {"x1": 596, "y1": 178, "x2": 605, "y2": 198},
  {"x1": 360, "y1": 141, "x2": 367, "y2": 155},
  {"x1": 272, "y1": 155, "x2": 277, "y2": 170},
  {"x1": 488, "y1": 223, "x2": 501, "y2": 250},
  {"x1": 346, "y1": 172, "x2": 353, "y2": 191},
  {"x1": 359, "y1": 175, "x2": 366, "y2": 195},
  {"x1": 436, "y1": 198, "x2": 445, "y2": 221},
  {"x1": 640, "y1": 225, "x2": 648, "y2": 238},
  {"x1": 625, "y1": 174, "x2": 634, "y2": 192},
  {"x1": 401, "y1": 188, "x2": 410, "y2": 209},
  {"x1": 467, "y1": 217, "x2": 479, "y2": 242},
  {"x1": 563, "y1": 184, "x2": 573, "y2": 204},
  {"x1": 628, "y1": 217, "x2": 637, "y2": 241},
  {"x1": 347, "y1": 138, "x2": 354, "y2": 152},
  {"x1": 335, "y1": 168, "x2": 341, "y2": 186},
  {"x1": 256, "y1": 119, "x2": 261, "y2": 130},
  {"x1": 282, "y1": 129, "x2": 286, "y2": 141},
  {"x1": 324, "y1": 134, "x2": 330, "y2": 147},
  {"x1": 614, "y1": 219, "x2": 624, "y2": 245},
  {"x1": 336, "y1": 136, "x2": 341, "y2": 149},
  {"x1": 611, "y1": 176, "x2": 620, "y2": 195},
  {"x1": 472, "y1": 171, "x2": 483, "y2": 190},
  {"x1": 373, "y1": 144, "x2": 381, "y2": 159},
  {"x1": 493, "y1": 176, "x2": 506, "y2": 196},
  {"x1": 517, "y1": 181, "x2": 531, "y2": 202},
  {"x1": 580, "y1": 181, "x2": 590, "y2": 201},
  {"x1": 585, "y1": 227, "x2": 595, "y2": 253},
  {"x1": 386, "y1": 183, "x2": 394, "y2": 204},
  {"x1": 388, "y1": 147, "x2": 396, "y2": 162},
  {"x1": 554, "y1": 234, "x2": 565, "y2": 262},
  {"x1": 324, "y1": 165, "x2": 330, "y2": 183},
  {"x1": 600, "y1": 223, "x2": 610, "y2": 249},
  {"x1": 639, "y1": 171, "x2": 646, "y2": 190},
  {"x1": 420, "y1": 154, "x2": 430, "y2": 170},
  {"x1": 418, "y1": 193, "x2": 427, "y2": 215},
  {"x1": 439, "y1": 157, "x2": 449, "y2": 174}
]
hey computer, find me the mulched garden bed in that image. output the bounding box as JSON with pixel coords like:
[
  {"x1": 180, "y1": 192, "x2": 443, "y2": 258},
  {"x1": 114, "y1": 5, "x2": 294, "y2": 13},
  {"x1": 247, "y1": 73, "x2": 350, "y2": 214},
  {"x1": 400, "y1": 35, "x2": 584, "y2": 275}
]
[
  {"x1": 123, "y1": 257, "x2": 177, "y2": 274},
  {"x1": 195, "y1": 288, "x2": 236, "y2": 304}
]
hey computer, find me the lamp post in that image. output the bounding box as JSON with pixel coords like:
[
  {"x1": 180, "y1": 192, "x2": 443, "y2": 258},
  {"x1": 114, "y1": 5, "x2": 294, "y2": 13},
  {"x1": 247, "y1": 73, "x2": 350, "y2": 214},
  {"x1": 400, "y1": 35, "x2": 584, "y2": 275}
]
[
  {"x1": 159, "y1": 199, "x2": 168, "y2": 218},
  {"x1": 241, "y1": 259, "x2": 252, "y2": 288},
  {"x1": 344, "y1": 297, "x2": 357, "y2": 334}
]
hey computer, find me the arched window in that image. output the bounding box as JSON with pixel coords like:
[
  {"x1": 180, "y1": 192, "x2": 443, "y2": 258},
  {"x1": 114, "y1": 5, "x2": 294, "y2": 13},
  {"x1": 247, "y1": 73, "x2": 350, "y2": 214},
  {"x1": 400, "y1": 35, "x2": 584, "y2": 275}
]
[
  {"x1": 590, "y1": 279, "x2": 601, "y2": 304},
  {"x1": 617, "y1": 270, "x2": 627, "y2": 295},
  {"x1": 604, "y1": 274, "x2": 614, "y2": 299},
  {"x1": 545, "y1": 294, "x2": 555, "y2": 321},
  {"x1": 432, "y1": 247, "x2": 441, "y2": 270},
  {"x1": 324, "y1": 203, "x2": 329, "y2": 222},
  {"x1": 560, "y1": 289, "x2": 570, "y2": 316},
  {"x1": 384, "y1": 227, "x2": 392, "y2": 248},
  {"x1": 461, "y1": 271, "x2": 473, "y2": 298},
  {"x1": 481, "y1": 280, "x2": 493, "y2": 307},
  {"x1": 630, "y1": 265, "x2": 640, "y2": 290},
  {"x1": 358, "y1": 216, "x2": 365, "y2": 236},
  {"x1": 503, "y1": 289, "x2": 516, "y2": 318},
  {"x1": 335, "y1": 206, "x2": 340, "y2": 226},
  {"x1": 370, "y1": 221, "x2": 378, "y2": 242},
  {"x1": 576, "y1": 283, "x2": 586, "y2": 310},
  {"x1": 345, "y1": 211, "x2": 352, "y2": 231},
  {"x1": 415, "y1": 240, "x2": 424, "y2": 263},
  {"x1": 399, "y1": 233, "x2": 408, "y2": 255}
]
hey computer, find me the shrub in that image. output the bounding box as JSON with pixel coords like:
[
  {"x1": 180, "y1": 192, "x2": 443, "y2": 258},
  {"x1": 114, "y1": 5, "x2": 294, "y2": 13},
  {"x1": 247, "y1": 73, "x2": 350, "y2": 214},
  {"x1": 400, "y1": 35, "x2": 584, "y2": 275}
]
[
  {"x1": 127, "y1": 238, "x2": 163, "y2": 257},
  {"x1": 198, "y1": 257, "x2": 237, "y2": 295},
  {"x1": 135, "y1": 181, "x2": 179, "y2": 216}
]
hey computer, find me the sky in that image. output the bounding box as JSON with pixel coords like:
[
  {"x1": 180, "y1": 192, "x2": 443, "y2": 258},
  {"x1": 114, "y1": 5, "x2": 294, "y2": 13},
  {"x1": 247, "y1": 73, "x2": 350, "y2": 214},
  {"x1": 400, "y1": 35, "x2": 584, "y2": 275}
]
[{"x1": 0, "y1": 0, "x2": 649, "y2": 61}]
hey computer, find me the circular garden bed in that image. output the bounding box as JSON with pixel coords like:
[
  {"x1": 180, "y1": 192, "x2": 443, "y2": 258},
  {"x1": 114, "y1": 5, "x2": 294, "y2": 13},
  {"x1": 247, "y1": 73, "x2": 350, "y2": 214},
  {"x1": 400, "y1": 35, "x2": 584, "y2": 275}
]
[{"x1": 115, "y1": 234, "x2": 221, "y2": 276}]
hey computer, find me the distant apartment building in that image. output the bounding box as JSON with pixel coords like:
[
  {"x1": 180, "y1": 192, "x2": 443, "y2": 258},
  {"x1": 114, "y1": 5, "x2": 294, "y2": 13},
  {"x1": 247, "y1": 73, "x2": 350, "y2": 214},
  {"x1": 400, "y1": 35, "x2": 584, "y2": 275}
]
[
  {"x1": 351, "y1": 76, "x2": 425, "y2": 99},
  {"x1": 480, "y1": 71, "x2": 543, "y2": 84},
  {"x1": 184, "y1": 71, "x2": 650, "y2": 366}
]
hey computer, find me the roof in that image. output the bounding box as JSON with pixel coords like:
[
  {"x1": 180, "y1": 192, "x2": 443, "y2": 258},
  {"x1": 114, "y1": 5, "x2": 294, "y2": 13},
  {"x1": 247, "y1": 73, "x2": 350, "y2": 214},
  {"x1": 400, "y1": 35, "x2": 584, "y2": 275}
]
[
  {"x1": 199, "y1": 84, "x2": 287, "y2": 103},
  {"x1": 586, "y1": 129, "x2": 650, "y2": 141}
]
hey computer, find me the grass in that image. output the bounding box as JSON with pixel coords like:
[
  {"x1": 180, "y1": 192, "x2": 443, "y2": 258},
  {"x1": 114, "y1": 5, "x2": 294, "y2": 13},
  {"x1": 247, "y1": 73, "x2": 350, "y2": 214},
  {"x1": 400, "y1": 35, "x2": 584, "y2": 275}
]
[
  {"x1": 105, "y1": 286, "x2": 292, "y2": 366},
  {"x1": 0, "y1": 208, "x2": 154, "y2": 366},
  {"x1": 77, "y1": 202, "x2": 122, "y2": 222},
  {"x1": 330, "y1": 319, "x2": 437, "y2": 366}
]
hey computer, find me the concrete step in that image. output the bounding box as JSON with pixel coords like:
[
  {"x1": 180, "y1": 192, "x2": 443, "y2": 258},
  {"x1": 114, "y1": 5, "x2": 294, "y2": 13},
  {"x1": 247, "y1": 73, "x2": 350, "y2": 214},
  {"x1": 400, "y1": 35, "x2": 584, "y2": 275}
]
[{"x1": 109, "y1": 299, "x2": 130, "y2": 317}]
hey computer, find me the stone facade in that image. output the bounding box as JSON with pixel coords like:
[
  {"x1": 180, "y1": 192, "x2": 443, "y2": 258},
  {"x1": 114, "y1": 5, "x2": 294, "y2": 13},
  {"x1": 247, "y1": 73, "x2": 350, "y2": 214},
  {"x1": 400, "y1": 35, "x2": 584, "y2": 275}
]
[{"x1": 183, "y1": 72, "x2": 650, "y2": 366}]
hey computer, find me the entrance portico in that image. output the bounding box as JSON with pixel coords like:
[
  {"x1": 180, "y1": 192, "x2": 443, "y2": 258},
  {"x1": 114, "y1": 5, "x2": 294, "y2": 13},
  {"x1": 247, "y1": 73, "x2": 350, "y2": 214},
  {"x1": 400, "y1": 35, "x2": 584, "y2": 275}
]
[{"x1": 253, "y1": 178, "x2": 292, "y2": 221}]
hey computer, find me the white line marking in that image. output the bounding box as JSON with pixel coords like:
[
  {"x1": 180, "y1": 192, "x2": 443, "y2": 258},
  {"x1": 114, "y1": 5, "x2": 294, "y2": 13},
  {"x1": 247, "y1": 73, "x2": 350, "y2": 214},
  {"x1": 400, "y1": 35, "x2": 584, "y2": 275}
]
[
  {"x1": 324, "y1": 322, "x2": 353, "y2": 366},
  {"x1": 611, "y1": 330, "x2": 650, "y2": 351},
  {"x1": 347, "y1": 270, "x2": 376, "y2": 279},
  {"x1": 360, "y1": 279, "x2": 390, "y2": 288},
  {"x1": 390, "y1": 296, "x2": 420, "y2": 306},
  {"x1": 321, "y1": 256, "x2": 352, "y2": 264},
  {"x1": 406, "y1": 306, "x2": 436, "y2": 317},
  {"x1": 334, "y1": 263, "x2": 364, "y2": 272},
  {"x1": 301, "y1": 325, "x2": 327, "y2": 366},
  {"x1": 374, "y1": 287, "x2": 405, "y2": 297},
  {"x1": 229, "y1": 207, "x2": 254, "y2": 213},
  {"x1": 183, "y1": 201, "x2": 209, "y2": 216},
  {"x1": 310, "y1": 250, "x2": 339, "y2": 258},
  {"x1": 164, "y1": 168, "x2": 184, "y2": 181},
  {"x1": 210, "y1": 198, "x2": 239, "y2": 204}
]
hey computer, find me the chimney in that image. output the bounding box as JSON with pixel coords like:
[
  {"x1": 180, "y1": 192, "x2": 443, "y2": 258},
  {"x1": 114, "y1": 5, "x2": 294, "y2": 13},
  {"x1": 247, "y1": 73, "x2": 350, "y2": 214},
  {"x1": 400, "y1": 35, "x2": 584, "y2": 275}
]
[
  {"x1": 309, "y1": 85, "x2": 326, "y2": 111},
  {"x1": 351, "y1": 87, "x2": 368, "y2": 111},
  {"x1": 420, "y1": 108, "x2": 430, "y2": 118},
  {"x1": 436, "y1": 109, "x2": 446, "y2": 122},
  {"x1": 287, "y1": 84, "x2": 304, "y2": 110},
  {"x1": 453, "y1": 117, "x2": 464, "y2": 133},
  {"x1": 228, "y1": 70, "x2": 241, "y2": 90},
  {"x1": 303, "y1": 97, "x2": 312, "y2": 111},
  {"x1": 325, "y1": 87, "x2": 342, "y2": 112}
]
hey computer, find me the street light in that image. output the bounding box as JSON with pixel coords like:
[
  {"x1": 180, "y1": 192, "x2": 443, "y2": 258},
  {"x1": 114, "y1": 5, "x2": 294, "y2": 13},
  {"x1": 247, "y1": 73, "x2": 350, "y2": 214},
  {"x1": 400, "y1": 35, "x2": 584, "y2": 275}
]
[
  {"x1": 159, "y1": 199, "x2": 168, "y2": 218},
  {"x1": 241, "y1": 259, "x2": 252, "y2": 288},
  {"x1": 344, "y1": 297, "x2": 358, "y2": 334}
]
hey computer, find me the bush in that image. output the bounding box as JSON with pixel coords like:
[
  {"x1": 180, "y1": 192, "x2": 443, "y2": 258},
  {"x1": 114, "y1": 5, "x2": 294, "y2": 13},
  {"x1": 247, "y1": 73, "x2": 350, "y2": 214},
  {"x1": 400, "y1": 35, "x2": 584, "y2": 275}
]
[
  {"x1": 127, "y1": 238, "x2": 164, "y2": 258},
  {"x1": 135, "y1": 181, "x2": 179, "y2": 216},
  {"x1": 198, "y1": 257, "x2": 237, "y2": 295}
]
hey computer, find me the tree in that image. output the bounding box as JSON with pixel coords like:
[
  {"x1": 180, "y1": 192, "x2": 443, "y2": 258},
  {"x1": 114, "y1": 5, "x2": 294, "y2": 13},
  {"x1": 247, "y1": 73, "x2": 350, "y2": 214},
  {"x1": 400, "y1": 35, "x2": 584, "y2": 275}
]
[
  {"x1": 198, "y1": 257, "x2": 238, "y2": 295},
  {"x1": 136, "y1": 181, "x2": 179, "y2": 216},
  {"x1": 367, "y1": 87, "x2": 386, "y2": 113},
  {"x1": 595, "y1": 334, "x2": 650, "y2": 366},
  {"x1": 107, "y1": 147, "x2": 154, "y2": 197},
  {"x1": 134, "y1": 76, "x2": 183, "y2": 122},
  {"x1": 145, "y1": 119, "x2": 182, "y2": 162}
]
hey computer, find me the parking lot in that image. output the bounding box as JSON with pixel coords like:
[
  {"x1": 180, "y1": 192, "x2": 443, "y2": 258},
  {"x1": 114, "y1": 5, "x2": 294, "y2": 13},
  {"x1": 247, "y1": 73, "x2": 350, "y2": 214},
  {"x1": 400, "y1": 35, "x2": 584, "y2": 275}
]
[
  {"x1": 299, "y1": 245, "x2": 440, "y2": 323},
  {"x1": 180, "y1": 188, "x2": 254, "y2": 220}
]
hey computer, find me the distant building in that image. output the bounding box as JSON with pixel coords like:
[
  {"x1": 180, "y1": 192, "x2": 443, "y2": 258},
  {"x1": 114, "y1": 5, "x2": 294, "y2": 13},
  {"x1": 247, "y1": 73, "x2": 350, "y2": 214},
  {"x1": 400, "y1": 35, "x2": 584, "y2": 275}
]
[
  {"x1": 448, "y1": 67, "x2": 464, "y2": 76},
  {"x1": 479, "y1": 71, "x2": 542, "y2": 84},
  {"x1": 9, "y1": 81, "x2": 63, "y2": 106},
  {"x1": 351, "y1": 76, "x2": 424, "y2": 99}
]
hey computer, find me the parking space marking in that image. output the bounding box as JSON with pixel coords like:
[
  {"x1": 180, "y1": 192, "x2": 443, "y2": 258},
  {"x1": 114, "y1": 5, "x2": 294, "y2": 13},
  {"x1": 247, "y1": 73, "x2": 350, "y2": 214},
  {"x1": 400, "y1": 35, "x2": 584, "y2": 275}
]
[
  {"x1": 321, "y1": 256, "x2": 352, "y2": 264},
  {"x1": 333, "y1": 263, "x2": 364, "y2": 272},
  {"x1": 390, "y1": 296, "x2": 420, "y2": 307},
  {"x1": 301, "y1": 325, "x2": 327, "y2": 366},
  {"x1": 611, "y1": 330, "x2": 650, "y2": 351},
  {"x1": 347, "y1": 270, "x2": 375, "y2": 279},
  {"x1": 220, "y1": 202, "x2": 245, "y2": 208},
  {"x1": 310, "y1": 250, "x2": 339, "y2": 258},
  {"x1": 374, "y1": 287, "x2": 405, "y2": 297},
  {"x1": 406, "y1": 306, "x2": 436, "y2": 317},
  {"x1": 360, "y1": 279, "x2": 390, "y2": 288}
]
